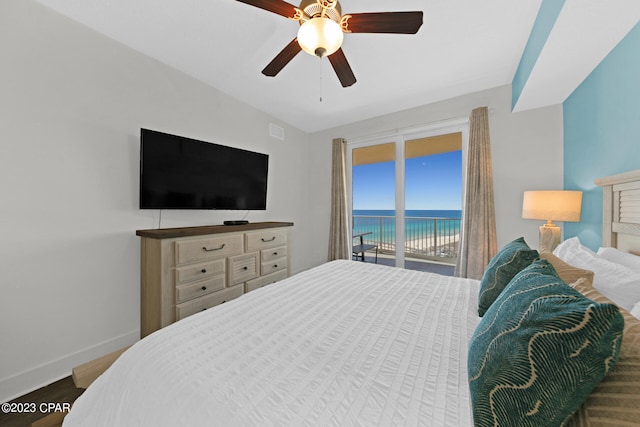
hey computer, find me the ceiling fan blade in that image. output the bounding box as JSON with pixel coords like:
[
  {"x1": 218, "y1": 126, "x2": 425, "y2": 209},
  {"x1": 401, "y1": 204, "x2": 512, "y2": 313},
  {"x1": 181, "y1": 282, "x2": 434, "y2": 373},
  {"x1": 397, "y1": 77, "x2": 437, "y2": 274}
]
[
  {"x1": 262, "y1": 38, "x2": 302, "y2": 77},
  {"x1": 328, "y1": 48, "x2": 356, "y2": 88},
  {"x1": 236, "y1": 0, "x2": 299, "y2": 19},
  {"x1": 342, "y1": 11, "x2": 423, "y2": 34}
]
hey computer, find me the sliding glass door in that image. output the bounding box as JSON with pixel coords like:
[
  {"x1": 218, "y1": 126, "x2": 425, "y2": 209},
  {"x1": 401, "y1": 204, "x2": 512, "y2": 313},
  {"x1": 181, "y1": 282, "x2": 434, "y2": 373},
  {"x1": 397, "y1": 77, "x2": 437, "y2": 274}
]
[
  {"x1": 404, "y1": 135, "x2": 462, "y2": 273},
  {"x1": 351, "y1": 142, "x2": 397, "y2": 264},
  {"x1": 348, "y1": 119, "x2": 468, "y2": 271}
]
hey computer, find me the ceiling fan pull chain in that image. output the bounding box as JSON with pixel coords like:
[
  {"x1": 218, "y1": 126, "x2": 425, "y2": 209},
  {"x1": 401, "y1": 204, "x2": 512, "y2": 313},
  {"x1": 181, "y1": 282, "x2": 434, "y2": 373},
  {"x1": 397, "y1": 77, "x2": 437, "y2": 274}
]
[{"x1": 319, "y1": 56, "x2": 323, "y2": 102}]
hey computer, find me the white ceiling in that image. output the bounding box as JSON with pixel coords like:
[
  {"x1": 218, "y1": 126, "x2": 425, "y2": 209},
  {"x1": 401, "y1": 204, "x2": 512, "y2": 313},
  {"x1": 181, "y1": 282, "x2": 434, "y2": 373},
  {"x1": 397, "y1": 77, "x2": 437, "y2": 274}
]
[
  {"x1": 512, "y1": 0, "x2": 640, "y2": 112},
  {"x1": 34, "y1": 0, "x2": 640, "y2": 133}
]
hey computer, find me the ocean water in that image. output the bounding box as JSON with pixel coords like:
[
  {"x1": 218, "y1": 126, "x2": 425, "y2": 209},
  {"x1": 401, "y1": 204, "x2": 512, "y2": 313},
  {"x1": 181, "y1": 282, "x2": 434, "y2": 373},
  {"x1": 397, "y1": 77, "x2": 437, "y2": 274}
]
[
  {"x1": 353, "y1": 209, "x2": 461, "y2": 219},
  {"x1": 352, "y1": 210, "x2": 461, "y2": 248}
]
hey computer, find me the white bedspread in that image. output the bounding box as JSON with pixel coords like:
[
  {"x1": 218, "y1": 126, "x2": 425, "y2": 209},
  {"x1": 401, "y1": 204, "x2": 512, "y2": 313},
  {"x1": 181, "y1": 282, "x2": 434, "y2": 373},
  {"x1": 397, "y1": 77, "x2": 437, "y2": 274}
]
[{"x1": 64, "y1": 260, "x2": 479, "y2": 427}]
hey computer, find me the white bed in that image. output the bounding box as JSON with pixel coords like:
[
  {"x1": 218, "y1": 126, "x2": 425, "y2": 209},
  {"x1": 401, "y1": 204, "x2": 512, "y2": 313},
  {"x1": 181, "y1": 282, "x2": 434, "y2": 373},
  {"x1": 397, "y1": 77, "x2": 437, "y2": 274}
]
[
  {"x1": 63, "y1": 260, "x2": 480, "y2": 427},
  {"x1": 64, "y1": 169, "x2": 640, "y2": 427}
]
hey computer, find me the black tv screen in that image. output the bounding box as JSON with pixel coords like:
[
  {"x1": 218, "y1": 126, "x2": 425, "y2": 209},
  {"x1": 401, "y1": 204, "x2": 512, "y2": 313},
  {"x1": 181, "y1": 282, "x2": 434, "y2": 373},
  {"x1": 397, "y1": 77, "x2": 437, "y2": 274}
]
[{"x1": 139, "y1": 129, "x2": 268, "y2": 210}]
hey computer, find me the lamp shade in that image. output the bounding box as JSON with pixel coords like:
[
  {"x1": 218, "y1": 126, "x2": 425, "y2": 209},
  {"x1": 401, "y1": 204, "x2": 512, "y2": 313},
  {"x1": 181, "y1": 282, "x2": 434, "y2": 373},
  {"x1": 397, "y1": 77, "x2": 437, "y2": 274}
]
[
  {"x1": 522, "y1": 190, "x2": 583, "y2": 222},
  {"x1": 297, "y1": 17, "x2": 344, "y2": 57}
]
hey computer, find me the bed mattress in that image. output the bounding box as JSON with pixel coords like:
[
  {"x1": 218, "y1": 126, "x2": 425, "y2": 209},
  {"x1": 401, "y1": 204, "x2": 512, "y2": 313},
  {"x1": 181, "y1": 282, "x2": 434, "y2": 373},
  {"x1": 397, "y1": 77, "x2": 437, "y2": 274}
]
[{"x1": 64, "y1": 260, "x2": 480, "y2": 426}]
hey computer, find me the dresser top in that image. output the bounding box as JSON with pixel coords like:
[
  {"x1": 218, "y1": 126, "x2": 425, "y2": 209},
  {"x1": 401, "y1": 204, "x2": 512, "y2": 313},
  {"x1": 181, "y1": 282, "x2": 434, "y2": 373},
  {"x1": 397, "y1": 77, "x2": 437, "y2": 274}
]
[{"x1": 136, "y1": 221, "x2": 293, "y2": 239}]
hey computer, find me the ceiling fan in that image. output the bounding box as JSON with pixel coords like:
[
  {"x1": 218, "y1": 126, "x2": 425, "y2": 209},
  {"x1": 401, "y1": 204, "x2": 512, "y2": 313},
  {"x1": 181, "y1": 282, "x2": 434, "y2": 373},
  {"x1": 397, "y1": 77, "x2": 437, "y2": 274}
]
[{"x1": 236, "y1": 0, "x2": 423, "y2": 87}]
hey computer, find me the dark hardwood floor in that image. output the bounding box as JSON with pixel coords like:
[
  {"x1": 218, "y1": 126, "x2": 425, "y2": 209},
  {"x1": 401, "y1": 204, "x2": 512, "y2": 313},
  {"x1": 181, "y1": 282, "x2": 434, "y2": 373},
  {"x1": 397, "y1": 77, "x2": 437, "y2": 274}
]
[{"x1": 0, "y1": 376, "x2": 82, "y2": 427}]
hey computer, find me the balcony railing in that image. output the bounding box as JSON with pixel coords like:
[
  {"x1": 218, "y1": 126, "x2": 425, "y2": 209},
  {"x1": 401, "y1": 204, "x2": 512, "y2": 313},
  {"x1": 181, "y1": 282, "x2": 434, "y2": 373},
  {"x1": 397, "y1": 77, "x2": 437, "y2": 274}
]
[{"x1": 353, "y1": 215, "x2": 461, "y2": 264}]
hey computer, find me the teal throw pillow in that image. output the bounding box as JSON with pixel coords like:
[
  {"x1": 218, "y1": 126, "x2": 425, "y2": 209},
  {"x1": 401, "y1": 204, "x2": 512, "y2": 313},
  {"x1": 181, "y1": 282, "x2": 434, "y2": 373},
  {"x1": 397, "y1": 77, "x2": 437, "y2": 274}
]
[
  {"x1": 478, "y1": 237, "x2": 538, "y2": 316},
  {"x1": 468, "y1": 260, "x2": 624, "y2": 427}
]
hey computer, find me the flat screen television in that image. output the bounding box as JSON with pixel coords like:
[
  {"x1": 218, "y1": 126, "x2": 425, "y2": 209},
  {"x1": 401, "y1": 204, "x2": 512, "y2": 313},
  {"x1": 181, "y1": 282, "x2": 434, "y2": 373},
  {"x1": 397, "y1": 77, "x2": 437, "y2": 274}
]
[{"x1": 139, "y1": 129, "x2": 268, "y2": 210}]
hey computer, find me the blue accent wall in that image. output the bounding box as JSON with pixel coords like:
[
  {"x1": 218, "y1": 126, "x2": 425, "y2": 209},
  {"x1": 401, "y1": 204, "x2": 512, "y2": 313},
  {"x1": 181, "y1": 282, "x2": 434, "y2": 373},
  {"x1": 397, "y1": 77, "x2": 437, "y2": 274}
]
[
  {"x1": 512, "y1": 0, "x2": 565, "y2": 109},
  {"x1": 563, "y1": 22, "x2": 640, "y2": 250}
]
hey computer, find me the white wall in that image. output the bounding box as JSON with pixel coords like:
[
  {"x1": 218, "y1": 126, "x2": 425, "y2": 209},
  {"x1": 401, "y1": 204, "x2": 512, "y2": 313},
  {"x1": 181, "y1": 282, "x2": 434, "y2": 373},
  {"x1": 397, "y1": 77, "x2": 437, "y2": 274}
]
[
  {"x1": 0, "y1": 0, "x2": 313, "y2": 402},
  {"x1": 0, "y1": 0, "x2": 565, "y2": 404},
  {"x1": 306, "y1": 85, "x2": 564, "y2": 267}
]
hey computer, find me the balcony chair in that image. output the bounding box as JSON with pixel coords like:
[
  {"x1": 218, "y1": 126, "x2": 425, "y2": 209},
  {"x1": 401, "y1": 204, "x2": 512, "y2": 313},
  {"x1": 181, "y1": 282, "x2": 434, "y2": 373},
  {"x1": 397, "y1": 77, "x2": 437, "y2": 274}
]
[{"x1": 352, "y1": 232, "x2": 378, "y2": 263}]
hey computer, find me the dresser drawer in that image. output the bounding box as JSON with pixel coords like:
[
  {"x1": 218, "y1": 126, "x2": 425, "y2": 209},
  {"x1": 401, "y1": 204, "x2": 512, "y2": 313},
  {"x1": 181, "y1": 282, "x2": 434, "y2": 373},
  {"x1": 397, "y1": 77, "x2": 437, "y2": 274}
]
[
  {"x1": 175, "y1": 234, "x2": 243, "y2": 265},
  {"x1": 246, "y1": 269, "x2": 288, "y2": 293},
  {"x1": 228, "y1": 252, "x2": 259, "y2": 285},
  {"x1": 175, "y1": 275, "x2": 225, "y2": 304},
  {"x1": 261, "y1": 245, "x2": 287, "y2": 262},
  {"x1": 175, "y1": 259, "x2": 225, "y2": 285},
  {"x1": 245, "y1": 229, "x2": 288, "y2": 252},
  {"x1": 261, "y1": 257, "x2": 287, "y2": 276},
  {"x1": 176, "y1": 285, "x2": 243, "y2": 320}
]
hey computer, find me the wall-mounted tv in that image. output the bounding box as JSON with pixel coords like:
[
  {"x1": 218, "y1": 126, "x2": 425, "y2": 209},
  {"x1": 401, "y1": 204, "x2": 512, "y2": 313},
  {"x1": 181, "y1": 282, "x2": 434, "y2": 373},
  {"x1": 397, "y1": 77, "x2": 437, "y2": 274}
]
[{"x1": 139, "y1": 129, "x2": 268, "y2": 210}]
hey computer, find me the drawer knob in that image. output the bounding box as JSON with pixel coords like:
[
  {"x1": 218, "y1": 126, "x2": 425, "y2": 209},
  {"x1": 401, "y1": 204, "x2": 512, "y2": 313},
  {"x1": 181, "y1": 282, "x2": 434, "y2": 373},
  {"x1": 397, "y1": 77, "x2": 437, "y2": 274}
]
[
  {"x1": 201, "y1": 269, "x2": 207, "y2": 273},
  {"x1": 202, "y1": 308, "x2": 207, "y2": 311},
  {"x1": 261, "y1": 237, "x2": 276, "y2": 242},
  {"x1": 273, "y1": 264, "x2": 278, "y2": 268},
  {"x1": 201, "y1": 286, "x2": 207, "y2": 291},
  {"x1": 273, "y1": 252, "x2": 278, "y2": 256},
  {"x1": 202, "y1": 243, "x2": 225, "y2": 252},
  {"x1": 243, "y1": 266, "x2": 248, "y2": 270}
]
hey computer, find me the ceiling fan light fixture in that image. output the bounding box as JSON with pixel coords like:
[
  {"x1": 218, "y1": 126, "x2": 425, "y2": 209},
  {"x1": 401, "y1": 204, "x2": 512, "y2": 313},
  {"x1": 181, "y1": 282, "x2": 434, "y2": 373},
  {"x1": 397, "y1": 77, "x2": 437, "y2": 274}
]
[{"x1": 297, "y1": 17, "x2": 343, "y2": 57}]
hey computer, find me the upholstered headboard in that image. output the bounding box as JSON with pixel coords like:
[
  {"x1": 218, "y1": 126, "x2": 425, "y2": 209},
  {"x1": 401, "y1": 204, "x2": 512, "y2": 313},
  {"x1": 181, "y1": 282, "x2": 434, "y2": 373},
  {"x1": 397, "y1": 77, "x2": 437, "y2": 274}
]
[{"x1": 595, "y1": 169, "x2": 640, "y2": 253}]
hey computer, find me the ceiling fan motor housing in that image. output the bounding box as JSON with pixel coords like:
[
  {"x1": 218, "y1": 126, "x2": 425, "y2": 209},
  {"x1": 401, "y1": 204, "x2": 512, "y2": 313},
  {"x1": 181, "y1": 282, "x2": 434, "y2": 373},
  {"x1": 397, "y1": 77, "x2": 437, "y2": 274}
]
[{"x1": 299, "y1": 0, "x2": 342, "y2": 21}]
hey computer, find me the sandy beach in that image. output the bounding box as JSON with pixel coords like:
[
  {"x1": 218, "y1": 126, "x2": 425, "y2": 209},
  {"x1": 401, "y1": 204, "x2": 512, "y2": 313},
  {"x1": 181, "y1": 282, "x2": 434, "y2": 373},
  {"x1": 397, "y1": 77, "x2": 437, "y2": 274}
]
[{"x1": 405, "y1": 233, "x2": 459, "y2": 253}]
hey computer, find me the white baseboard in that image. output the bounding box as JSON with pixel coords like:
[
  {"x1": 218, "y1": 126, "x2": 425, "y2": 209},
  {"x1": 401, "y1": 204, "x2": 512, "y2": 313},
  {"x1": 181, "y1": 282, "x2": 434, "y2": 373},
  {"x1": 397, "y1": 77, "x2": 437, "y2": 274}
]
[{"x1": 0, "y1": 330, "x2": 139, "y2": 403}]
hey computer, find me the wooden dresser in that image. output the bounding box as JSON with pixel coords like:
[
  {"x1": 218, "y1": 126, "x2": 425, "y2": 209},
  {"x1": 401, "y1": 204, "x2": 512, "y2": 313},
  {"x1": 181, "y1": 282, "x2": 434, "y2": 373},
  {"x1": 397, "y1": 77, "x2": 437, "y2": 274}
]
[{"x1": 136, "y1": 222, "x2": 293, "y2": 337}]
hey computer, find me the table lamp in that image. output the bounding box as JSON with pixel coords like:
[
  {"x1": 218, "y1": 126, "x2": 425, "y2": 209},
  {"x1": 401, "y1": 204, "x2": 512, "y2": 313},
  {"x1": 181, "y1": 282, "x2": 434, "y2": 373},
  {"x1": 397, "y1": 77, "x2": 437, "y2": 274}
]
[{"x1": 522, "y1": 190, "x2": 583, "y2": 251}]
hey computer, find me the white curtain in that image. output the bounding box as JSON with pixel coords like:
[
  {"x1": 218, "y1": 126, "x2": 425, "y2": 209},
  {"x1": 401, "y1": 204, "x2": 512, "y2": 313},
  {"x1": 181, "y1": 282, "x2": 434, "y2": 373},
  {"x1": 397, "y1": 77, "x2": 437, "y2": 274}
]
[
  {"x1": 328, "y1": 138, "x2": 350, "y2": 261},
  {"x1": 455, "y1": 107, "x2": 498, "y2": 279}
]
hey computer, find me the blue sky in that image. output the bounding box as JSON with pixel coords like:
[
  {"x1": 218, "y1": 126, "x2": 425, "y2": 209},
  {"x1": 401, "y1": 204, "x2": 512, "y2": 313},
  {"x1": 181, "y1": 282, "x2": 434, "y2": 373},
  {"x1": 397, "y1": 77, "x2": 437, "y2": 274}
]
[{"x1": 352, "y1": 150, "x2": 462, "y2": 210}]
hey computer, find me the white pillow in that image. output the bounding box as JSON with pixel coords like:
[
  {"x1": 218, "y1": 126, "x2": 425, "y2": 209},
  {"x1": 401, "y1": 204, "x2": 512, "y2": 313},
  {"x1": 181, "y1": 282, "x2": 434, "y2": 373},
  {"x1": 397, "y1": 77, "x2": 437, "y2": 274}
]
[
  {"x1": 597, "y1": 246, "x2": 640, "y2": 271},
  {"x1": 554, "y1": 237, "x2": 640, "y2": 311},
  {"x1": 631, "y1": 301, "x2": 640, "y2": 320},
  {"x1": 553, "y1": 236, "x2": 597, "y2": 260}
]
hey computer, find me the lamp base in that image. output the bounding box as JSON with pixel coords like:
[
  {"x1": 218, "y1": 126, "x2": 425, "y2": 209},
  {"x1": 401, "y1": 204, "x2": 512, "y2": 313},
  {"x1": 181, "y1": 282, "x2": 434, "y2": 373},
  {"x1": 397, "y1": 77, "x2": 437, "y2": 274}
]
[{"x1": 538, "y1": 224, "x2": 561, "y2": 252}]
